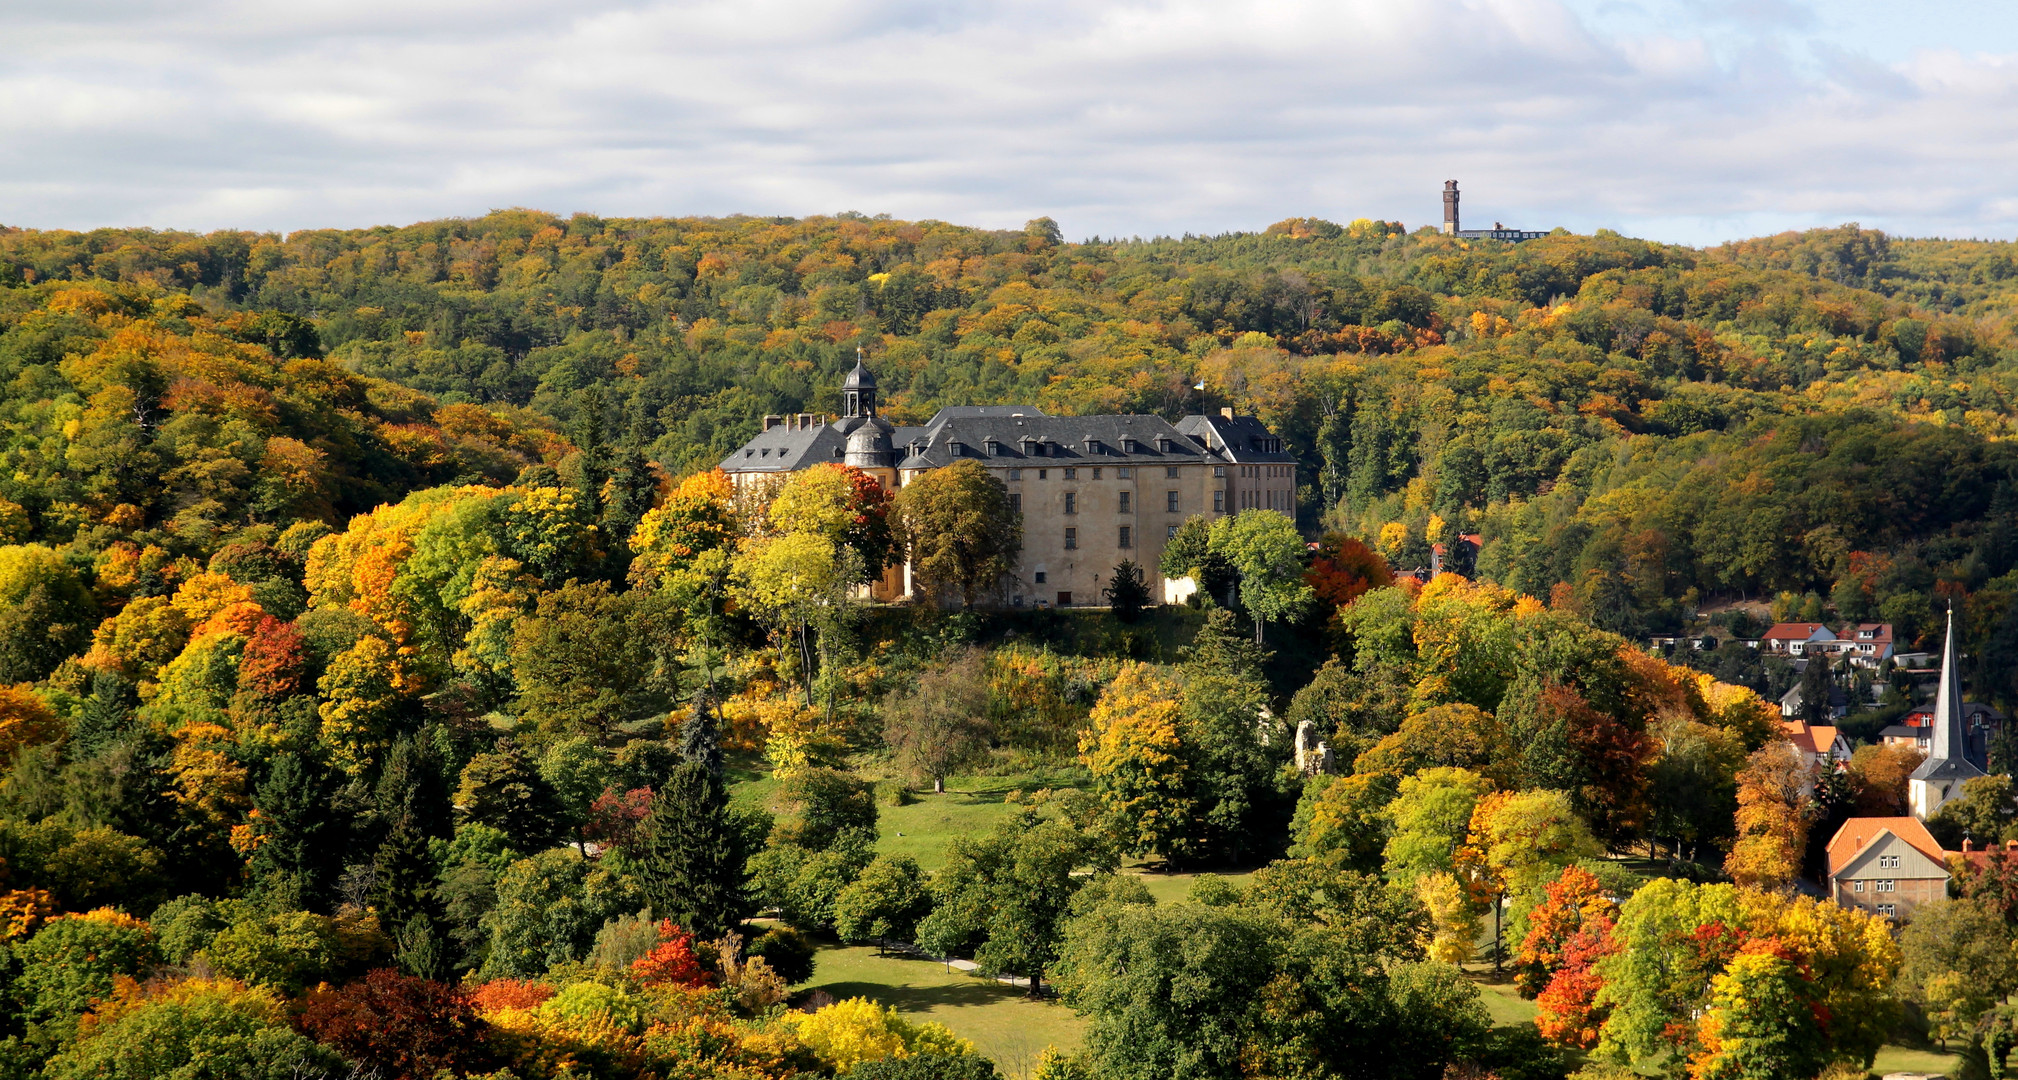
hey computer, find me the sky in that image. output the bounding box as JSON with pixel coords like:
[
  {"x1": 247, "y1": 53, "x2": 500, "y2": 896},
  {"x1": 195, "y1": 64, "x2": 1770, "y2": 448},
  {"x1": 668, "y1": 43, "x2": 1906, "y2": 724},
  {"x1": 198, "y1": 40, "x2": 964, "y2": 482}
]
[{"x1": 1, "y1": 0, "x2": 2015, "y2": 246}]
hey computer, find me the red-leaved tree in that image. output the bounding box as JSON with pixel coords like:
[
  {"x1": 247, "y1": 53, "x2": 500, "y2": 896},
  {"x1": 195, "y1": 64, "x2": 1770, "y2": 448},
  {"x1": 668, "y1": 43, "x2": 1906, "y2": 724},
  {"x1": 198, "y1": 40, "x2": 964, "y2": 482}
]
[
  {"x1": 631, "y1": 921, "x2": 716, "y2": 988},
  {"x1": 298, "y1": 969, "x2": 492, "y2": 1080}
]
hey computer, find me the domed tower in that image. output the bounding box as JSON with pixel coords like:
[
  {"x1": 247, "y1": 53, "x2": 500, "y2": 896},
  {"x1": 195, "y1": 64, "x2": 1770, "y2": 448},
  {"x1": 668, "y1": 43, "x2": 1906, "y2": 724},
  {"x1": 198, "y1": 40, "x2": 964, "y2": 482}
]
[
  {"x1": 841, "y1": 351, "x2": 896, "y2": 470},
  {"x1": 843, "y1": 352, "x2": 878, "y2": 418}
]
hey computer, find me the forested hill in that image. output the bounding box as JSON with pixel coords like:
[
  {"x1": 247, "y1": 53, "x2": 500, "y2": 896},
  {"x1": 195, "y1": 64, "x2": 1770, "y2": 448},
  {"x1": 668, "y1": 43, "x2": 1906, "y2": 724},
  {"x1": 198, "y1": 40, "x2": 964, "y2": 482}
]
[{"x1": 5, "y1": 213, "x2": 2018, "y2": 651}]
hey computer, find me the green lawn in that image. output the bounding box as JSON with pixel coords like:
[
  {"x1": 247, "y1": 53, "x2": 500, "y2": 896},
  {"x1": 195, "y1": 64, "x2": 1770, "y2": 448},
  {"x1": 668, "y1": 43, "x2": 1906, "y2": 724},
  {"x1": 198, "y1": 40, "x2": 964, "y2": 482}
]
[
  {"x1": 1467, "y1": 974, "x2": 1539, "y2": 1028},
  {"x1": 1122, "y1": 868, "x2": 1256, "y2": 905},
  {"x1": 800, "y1": 942, "x2": 1086, "y2": 1077},
  {"x1": 1870, "y1": 1043, "x2": 1963, "y2": 1076},
  {"x1": 733, "y1": 768, "x2": 1088, "y2": 871}
]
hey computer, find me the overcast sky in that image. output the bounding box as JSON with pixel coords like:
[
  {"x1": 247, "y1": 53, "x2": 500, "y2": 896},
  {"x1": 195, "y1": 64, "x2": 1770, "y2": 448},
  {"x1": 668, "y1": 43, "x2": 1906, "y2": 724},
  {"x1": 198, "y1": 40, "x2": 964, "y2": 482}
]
[{"x1": 2, "y1": 0, "x2": 2014, "y2": 245}]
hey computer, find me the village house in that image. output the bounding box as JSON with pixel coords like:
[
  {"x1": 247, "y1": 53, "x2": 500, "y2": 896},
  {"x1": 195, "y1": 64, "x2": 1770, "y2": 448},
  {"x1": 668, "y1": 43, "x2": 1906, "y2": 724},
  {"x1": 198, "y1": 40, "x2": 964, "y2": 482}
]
[
  {"x1": 1823, "y1": 622, "x2": 1896, "y2": 668},
  {"x1": 1881, "y1": 701, "x2": 2004, "y2": 770},
  {"x1": 1760, "y1": 622, "x2": 1836, "y2": 656},
  {"x1": 1826, "y1": 816, "x2": 1949, "y2": 921},
  {"x1": 1782, "y1": 715, "x2": 1852, "y2": 772},
  {"x1": 719, "y1": 356, "x2": 1298, "y2": 608}
]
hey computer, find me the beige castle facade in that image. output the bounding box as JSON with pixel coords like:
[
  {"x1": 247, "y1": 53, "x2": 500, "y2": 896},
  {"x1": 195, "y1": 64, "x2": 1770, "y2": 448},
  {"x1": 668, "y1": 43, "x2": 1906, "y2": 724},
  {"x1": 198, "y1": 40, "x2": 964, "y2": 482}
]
[{"x1": 720, "y1": 359, "x2": 1298, "y2": 608}]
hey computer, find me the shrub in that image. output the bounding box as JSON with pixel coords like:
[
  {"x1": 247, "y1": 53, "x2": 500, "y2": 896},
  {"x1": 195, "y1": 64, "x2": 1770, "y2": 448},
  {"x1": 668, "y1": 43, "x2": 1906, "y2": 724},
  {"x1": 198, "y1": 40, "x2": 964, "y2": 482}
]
[
  {"x1": 46, "y1": 977, "x2": 342, "y2": 1080},
  {"x1": 14, "y1": 910, "x2": 159, "y2": 1037},
  {"x1": 746, "y1": 925, "x2": 817, "y2": 985},
  {"x1": 298, "y1": 968, "x2": 492, "y2": 1080}
]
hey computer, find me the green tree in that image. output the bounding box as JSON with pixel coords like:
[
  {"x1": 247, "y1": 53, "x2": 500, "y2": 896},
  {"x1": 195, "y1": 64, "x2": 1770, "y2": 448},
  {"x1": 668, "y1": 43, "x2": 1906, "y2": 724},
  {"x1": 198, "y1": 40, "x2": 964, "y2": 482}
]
[
  {"x1": 895, "y1": 459, "x2": 1021, "y2": 609},
  {"x1": 15, "y1": 913, "x2": 161, "y2": 1044},
  {"x1": 0, "y1": 544, "x2": 98, "y2": 683},
  {"x1": 1160, "y1": 515, "x2": 1236, "y2": 608},
  {"x1": 511, "y1": 581, "x2": 663, "y2": 737},
  {"x1": 1207, "y1": 510, "x2": 1312, "y2": 643},
  {"x1": 538, "y1": 735, "x2": 613, "y2": 852},
  {"x1": 454, "y1": 739, "x2": 567, "y2": 853},
  {"x1": 247, "y1": 750, "x2": 340, "y2": 912},
  {"x1": 915, "y1": 805, "x2": 1112, "y2": 995},
  {"x1": 730, "y1": 530, "x2": 857, "y2": 703},
  {"x1": 884, "y1": 649, "x2": 994, "y2": 794},
  {"x1": 1895, "y1": 899, "x2": 2018, "y2": 1049},
  {"x1": 480, "y1": 848, "x2": 642, "y2": 977},
  {"x1": 1381, "y1": 767, "x2": 1495, "y2": 888},
  {"x1": 639, "y1": 761, "x2": 745, "y2": 940},
  {"x1": 1692, "y1": 947, "x2": 1827, "y2": 1080},
  {"x1": 1103, "y1": 560, "x2": 1152, "y2": 623},
  {"x1": 834, "y1": 854, "x2": 934, "y2": 947}
]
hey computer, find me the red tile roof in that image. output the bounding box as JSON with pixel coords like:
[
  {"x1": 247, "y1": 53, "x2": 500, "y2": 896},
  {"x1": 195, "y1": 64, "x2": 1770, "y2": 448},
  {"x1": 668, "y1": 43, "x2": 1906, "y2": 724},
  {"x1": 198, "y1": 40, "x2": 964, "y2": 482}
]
[
  {"x1": 1826, "y1": 816, "x2": 1945, "y2": 875},
  {"x1": 1762, "y1": 622, "x2": 1832, "y2": 641},
  {"x1": 1783, "y1": 717, "x2": 1841, "y2": 759}
]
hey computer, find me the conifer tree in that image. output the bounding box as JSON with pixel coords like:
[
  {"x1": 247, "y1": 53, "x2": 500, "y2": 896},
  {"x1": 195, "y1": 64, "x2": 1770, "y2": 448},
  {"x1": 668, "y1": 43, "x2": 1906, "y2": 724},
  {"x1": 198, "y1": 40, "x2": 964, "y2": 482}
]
[
  {"x1": 640, "y1": 761, "x2": 744, "y2": 939},
  {"x1": 249, "y1": 750, "x2": 341, "y2": 912},
  {"x1": 71, "y1": 669, "x2": 138, "y2": 759},
  {"x1": 373, "y1": 818, "x2": 444, "y2": 935}
]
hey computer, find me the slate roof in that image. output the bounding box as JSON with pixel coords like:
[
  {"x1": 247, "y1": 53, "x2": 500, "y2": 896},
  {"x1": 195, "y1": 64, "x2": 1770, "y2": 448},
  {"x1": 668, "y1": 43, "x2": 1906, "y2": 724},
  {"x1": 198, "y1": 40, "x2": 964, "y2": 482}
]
[
  {"x1": 1173, "y1": 414, "x2": 1301, "y2": 464},
  {"x1": 895, "y1": 412, "x2": 1215, "y2": 469}
]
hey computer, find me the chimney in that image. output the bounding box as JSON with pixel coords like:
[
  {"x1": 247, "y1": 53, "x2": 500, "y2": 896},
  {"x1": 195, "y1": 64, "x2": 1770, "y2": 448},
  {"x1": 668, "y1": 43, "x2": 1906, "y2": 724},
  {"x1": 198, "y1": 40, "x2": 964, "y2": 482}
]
[
  {"x1": 1220, "y1": 407, "x2": 1235, "y2": 420},
  {"x1": 2007, "y1": 839, "x2": 2017, "y2": 852},
  {"x1": 1964, "y1": 838, "x2": 1974, "y2": 852},
  {"x1": 763, "y1": 414, "x2": 782, "y2": 431}
]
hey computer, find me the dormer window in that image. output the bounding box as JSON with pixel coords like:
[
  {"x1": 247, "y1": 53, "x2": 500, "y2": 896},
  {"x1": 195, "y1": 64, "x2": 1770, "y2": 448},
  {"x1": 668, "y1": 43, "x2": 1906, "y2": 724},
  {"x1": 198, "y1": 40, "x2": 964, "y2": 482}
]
[
  {"x1": 949, "y1": 440, "x2": 966, "y2": 456},
  {"x1": 986, "y1": 438, "x2": 1002, "y2": 456},
  {"x1": 1122, "y1": 437, "x2": 1139, "y2": 454},
  {"x1": 1085, "y1": 438, "x2": 1102, "y2": 455},
  {"x1": 1157, "y1": 437, "x2": 1174, "y2": 452}
]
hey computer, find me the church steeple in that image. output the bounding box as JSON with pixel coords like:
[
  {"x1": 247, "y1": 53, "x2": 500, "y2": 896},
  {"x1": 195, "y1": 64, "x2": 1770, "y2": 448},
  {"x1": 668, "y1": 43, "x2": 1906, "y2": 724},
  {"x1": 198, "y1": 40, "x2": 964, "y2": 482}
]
[
  {"x1": 1909, "y1": 603, "x2": 1986, "y2": 819},
  {"x1": 842, "y1": 348, "x2": 878, "y2": 418}
]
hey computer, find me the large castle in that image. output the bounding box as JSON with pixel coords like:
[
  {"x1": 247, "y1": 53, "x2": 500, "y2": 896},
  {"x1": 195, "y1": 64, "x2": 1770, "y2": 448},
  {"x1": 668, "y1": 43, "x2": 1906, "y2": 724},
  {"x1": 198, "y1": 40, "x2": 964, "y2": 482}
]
[{"x1": 721, "y1": 358, "x2": 1299, "y2": 607}]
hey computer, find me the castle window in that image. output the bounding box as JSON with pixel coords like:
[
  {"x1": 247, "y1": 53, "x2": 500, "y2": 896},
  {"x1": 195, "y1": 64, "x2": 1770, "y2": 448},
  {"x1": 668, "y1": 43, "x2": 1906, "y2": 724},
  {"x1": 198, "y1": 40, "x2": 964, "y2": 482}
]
[
  {"x1": 1092, "y1": 467, "x2": 1102, "y2": 480},
  {"x1": 1213, "y1": 466, "x2": 1225, "y2": 478},
  {"x1": 1118, "y1": 492, "x2": 1131, "y2": 513},
  {"x1": 987, "y1": 439, "x2": 1001, "y2": 455},
  {"x1": 1009, "y1": 494, "x2": 1022, "y2": 513},
  {"x1": 1064, "y1": 528, "x2": 1077, "y2": 550},
  {"x1": 1214, "y1": 491, "x2": 1225, "y2": 513},
  {"x1": 1117, "y1": 467, "x2": 1131, "y2": 478},
  {"x1": 1038, "y1": 469, "x2": 1048, "y2": 480},
  {"x1": 1118, "y1": 526, "x2": 1132, "y2": 548},
  {"x1": 1123, "y1": 438, "x2": 1139, "y2": 453},
  {"x1": 949, "y1": 441, "x2": 965, "y2": 456},
  {"x1": 1058, "y1": 591, "x2": 1073, "y2": 606},
  {"x1": 1009, "y1": 469, "x2": 1022, "y2": 481},
  {"x1": 1167, "y1": 491, "x2": 1180, "y2": 513},
  {"x1": 1167, "y1": 525, "x2": 1179, "y2": 539},
  {"x1": 1064, "y1": 492, "x2": 1078, "y2": 514},
  {"x1": 1035, "y1": 571, "x2": 1047, "y2": 584},
  {"x1": 1166, "y1": 466, "x2": 1179, "y2": 478},
  {"x1": 1064, "y1": 468, "x2": 1077, "y2": 480}
]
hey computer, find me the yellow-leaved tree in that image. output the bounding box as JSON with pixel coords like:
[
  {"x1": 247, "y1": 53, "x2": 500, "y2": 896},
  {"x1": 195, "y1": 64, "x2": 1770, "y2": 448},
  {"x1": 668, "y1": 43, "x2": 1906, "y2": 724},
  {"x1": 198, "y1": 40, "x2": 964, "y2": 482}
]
[{"x1": 1080, "y1": 662, "x2": 1192, "y2": 864}]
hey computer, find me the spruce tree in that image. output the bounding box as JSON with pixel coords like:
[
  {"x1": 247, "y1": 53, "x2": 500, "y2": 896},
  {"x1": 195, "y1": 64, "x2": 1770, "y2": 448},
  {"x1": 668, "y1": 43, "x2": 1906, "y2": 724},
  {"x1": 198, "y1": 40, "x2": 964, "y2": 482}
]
[
  {"x1": 640, "y1": 761, "x2": 743, "y2": 939},
  {"x1": 249, "y1": 750, "x2": 340, "y2": 912},
  {"x1": 679, "y1": 686, "x2": 723, "y2": 778},
  {"x1": 71, "y1": 670, "x2": 137, "y2": 759},
  {"x1": 373, "y1": 819, "x2": 444, "y2": 936}
]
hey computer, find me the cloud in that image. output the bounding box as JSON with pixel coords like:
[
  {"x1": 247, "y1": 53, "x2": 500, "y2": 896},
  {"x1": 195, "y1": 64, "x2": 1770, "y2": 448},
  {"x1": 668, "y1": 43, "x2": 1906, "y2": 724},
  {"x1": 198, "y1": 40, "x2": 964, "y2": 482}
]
[{"x1": 1, "y1": 0, "x2": 2014, "y2": 243}]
